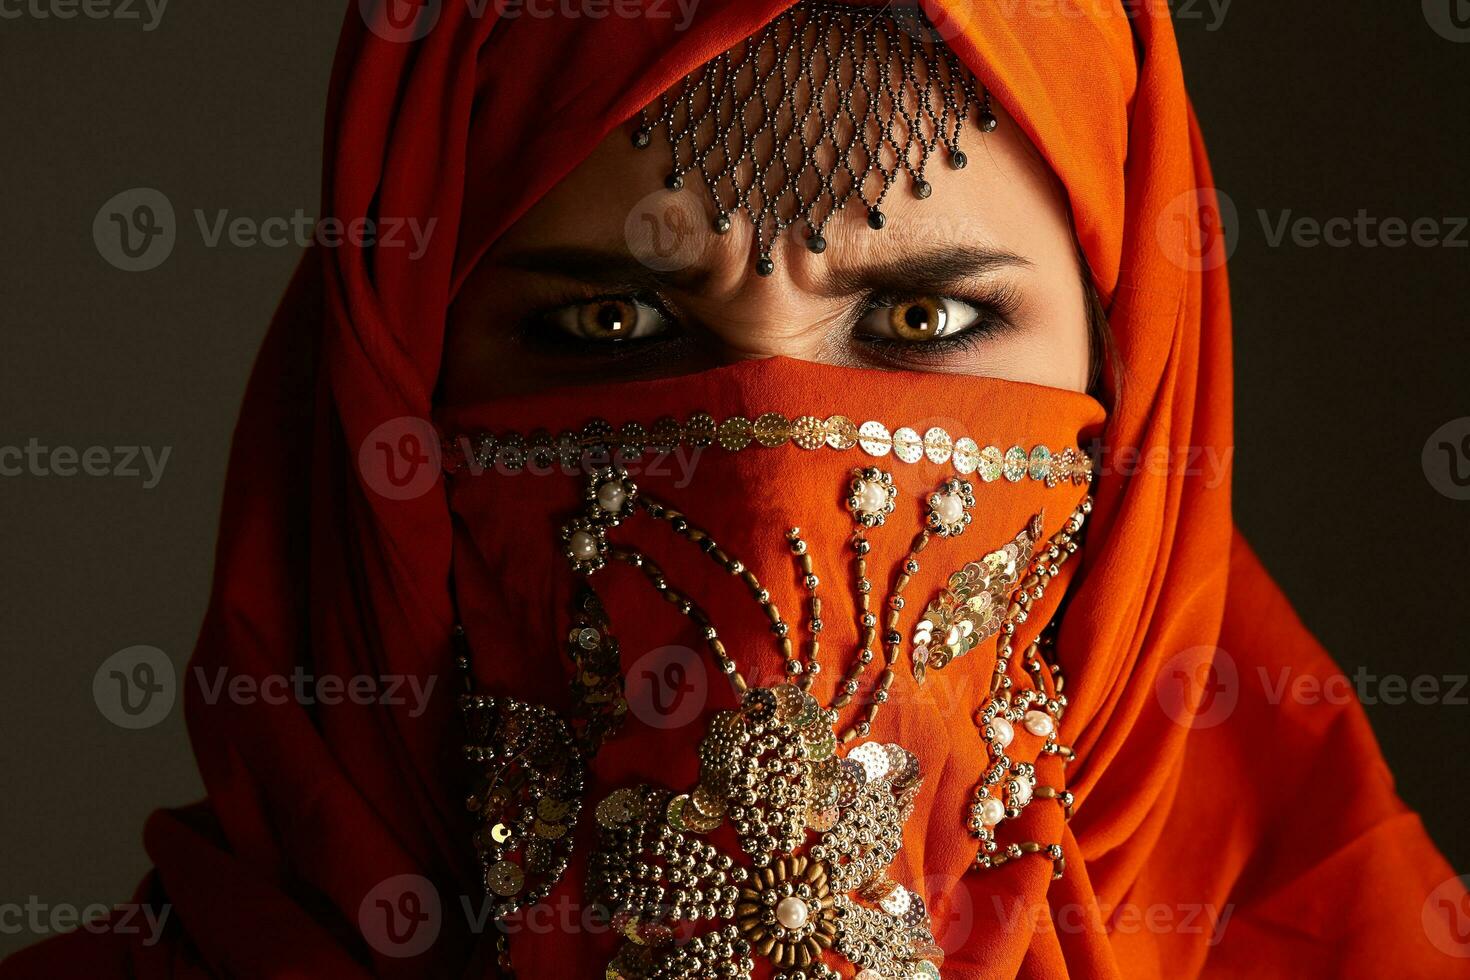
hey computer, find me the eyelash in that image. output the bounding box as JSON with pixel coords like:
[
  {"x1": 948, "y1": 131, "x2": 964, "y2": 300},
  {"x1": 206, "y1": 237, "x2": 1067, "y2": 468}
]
[
  {"x1": 853, "y1": 285, "x2": 1022, "y2": 356},
  {"x1": 520, "y1": 285, "x2": 1021, "y2": 355},
  {"x1": 519, "y1": 290, "x2": 679, "y2": 354}
]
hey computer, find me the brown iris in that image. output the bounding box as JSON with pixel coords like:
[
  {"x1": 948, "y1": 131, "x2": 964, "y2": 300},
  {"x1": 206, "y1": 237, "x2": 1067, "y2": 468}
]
[
  {"x1": 577, "y1": 299, "x2": 639, "y2": 341},
  {"x1": 887, "y1": 297, "x2": 949, "y2": 341}
]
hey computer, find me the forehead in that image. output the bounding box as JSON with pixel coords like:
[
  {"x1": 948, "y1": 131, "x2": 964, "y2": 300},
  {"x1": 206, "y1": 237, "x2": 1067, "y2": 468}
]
[{"x1": 486, "y1": 12, "x2": 1077, "y2": 286}]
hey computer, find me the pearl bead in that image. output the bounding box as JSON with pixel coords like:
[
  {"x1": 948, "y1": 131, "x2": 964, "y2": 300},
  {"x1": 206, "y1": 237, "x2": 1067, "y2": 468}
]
[
  {"x1": 977, "y1": 796, "x2": 1005, "y2": 827},
  {"x1": 990, "y1": 716, "x2": 1014, "y2": 748},
  {"x1": 569, "y1": 530, "x2": 599, "y2": 560},
  {"x1": 1012, "y1": 775, "x2": 1034, "y2": 807},
  {"x1": 933, "y1": 491, "x2": 965, "y2": 524},
  {"x1": 856, "y1": 480, "x2": 887, "y2": 515},
  {"x1": 1023, "y1": 709, "x2": 1056, "y2": 738},
  {"x1": 775, "y1": 896, "x2": 809, "y2": 930},
  {"x1": 596, "y1": 480, "x2": 626, "y2": 513}
]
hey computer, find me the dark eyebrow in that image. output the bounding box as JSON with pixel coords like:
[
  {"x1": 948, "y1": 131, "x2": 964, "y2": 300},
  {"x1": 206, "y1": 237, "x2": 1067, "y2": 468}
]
[
  {"x1": 821, "y1": 243, "x2": 1032, "y2": 296},
  {"x1": 492, "y1": 246, "x2": 709, "y2": 291},
  {"x1": 491, "y1": 241, "x2": 1029, "y2": 294}
]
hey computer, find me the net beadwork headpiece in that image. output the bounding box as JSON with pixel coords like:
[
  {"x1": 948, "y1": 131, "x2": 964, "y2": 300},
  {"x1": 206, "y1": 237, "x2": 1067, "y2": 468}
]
[{"x1": 631, "y1": 0, "x2": 998, "y2": 276}]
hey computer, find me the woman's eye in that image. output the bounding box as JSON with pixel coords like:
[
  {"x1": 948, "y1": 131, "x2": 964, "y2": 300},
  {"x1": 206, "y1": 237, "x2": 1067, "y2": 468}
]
[
  {"x1": 855, "y1": 296, "x2": 984, "y2": 343},
  {"x1": 546, "y1": 297, "x2": 672, "y2": 343}
]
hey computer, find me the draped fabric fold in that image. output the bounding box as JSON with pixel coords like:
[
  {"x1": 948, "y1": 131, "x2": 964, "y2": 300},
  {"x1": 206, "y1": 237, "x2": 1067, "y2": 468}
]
[{"x1": 4, "y1": 0, "x2": 1461, "y2": 977}]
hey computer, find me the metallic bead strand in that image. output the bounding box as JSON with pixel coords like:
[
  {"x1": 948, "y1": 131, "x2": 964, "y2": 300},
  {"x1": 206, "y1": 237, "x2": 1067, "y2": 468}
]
[
  {"x1": 639, "y1": 496, "x2": 800, "y2": 684},
  {"x1": 837, "y1": 528, "x2": 930, "y2": 744},
  {"x1": 829, "y1": 527, "x2": 877, "y2": 713},
  {"x1": 785, "y1": 527, "x2": 824, "y2": 690},
  {"x1": 609, "y1": 547, "x2": 750, "y2": 696}
]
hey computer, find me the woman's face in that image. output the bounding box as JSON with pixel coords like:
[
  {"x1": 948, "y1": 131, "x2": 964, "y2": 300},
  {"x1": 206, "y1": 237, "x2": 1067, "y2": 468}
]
[{"x1": 442, "y1": 98, "x2": 1091, "y2": 406}]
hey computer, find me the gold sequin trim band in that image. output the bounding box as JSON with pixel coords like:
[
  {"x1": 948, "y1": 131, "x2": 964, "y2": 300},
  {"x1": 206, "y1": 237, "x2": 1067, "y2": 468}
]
[{"x1": 445, "y1": 413, "x2": 1094, "y2": 486}]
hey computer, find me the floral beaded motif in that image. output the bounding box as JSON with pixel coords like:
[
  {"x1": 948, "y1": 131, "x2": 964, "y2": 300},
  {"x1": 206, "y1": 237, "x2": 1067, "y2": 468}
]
[{"x1": 588, "y1": 684, "x2": 941, "y2": 979}]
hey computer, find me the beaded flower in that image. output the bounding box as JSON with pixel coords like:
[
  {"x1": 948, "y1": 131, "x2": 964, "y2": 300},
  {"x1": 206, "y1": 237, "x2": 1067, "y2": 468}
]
[{"x1": 588, "y1": 684, "x2": 942, "y2": 979}]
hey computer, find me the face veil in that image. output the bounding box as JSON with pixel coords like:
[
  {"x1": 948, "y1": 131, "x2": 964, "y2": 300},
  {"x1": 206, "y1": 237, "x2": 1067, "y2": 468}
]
[
  {"x1": 3, "y1": 1, "x2": 1460, "y2": 978},
  {"x1": 442, "y1": 356, "x2": 1102, "y2": 975}
]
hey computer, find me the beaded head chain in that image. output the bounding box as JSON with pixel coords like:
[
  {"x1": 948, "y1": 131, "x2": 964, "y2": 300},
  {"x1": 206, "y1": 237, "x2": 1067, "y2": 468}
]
[{"x1": 631, "y1": 0, "x2": 998, "y2": 276}]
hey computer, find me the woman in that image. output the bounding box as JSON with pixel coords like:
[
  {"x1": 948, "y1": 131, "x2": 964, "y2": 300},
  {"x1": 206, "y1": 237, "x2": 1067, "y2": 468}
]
[{"x1": 5, "y1": 0, "x2": 1462, "y2": 977}]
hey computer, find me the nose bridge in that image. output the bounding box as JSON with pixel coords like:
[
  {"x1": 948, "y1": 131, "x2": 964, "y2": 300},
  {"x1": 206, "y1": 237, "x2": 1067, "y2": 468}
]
[
  {"x1": 693, "y1": 299, "x2": 833, "y2": 362},
  {"x1": 679, "y1": 242, "x2": 847, "y2": 364}
]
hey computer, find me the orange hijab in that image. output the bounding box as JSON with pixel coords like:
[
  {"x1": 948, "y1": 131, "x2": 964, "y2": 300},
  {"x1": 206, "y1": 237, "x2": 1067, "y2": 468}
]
[{"x1": 3, "y1": 1, "x2": 1461, "y2": 977}]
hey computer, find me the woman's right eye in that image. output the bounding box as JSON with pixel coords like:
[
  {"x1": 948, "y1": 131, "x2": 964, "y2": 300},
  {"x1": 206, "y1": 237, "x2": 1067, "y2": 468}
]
[{"x1": 544, "y1": 297, "x2": 673, "y2": 343}]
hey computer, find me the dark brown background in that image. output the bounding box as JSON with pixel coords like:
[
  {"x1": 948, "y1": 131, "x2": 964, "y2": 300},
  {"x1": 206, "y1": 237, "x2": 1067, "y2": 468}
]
[{"x1": 1, "y1": 0, "x2": 1466, "y2": 959}]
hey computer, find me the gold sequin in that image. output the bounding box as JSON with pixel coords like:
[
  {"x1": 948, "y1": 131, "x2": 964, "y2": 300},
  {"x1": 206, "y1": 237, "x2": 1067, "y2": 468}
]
[
  {"x1": 486, "y1": 860, "x2": 525, "y2": 897},
  {"x1": 717, "y1": 416, "x2": 754, "y2": 451},
  {"x1": 791, "y1": 415, "x2": 827, "y2": 450},
  {"x1": 825, "y1": 414, "x2": 859, "y2": 450},
  {"x1": 685, "y1": 411, "x2": 717, "y2": 447},
  {"x1": 858, "y1": 420, "x2": 892, "y2": 457},
  {"x1": 912, "y1": 515, "x2": 1042, "y2": 676},
  {"x1": 923, "y1": 426, "x2": 954, "y2": 464},
  {"x1": 754, "y1": 411, "x2": 792, "y2": 447},
  {"x1": 892, "y1": 426, "x2": 924, "y2": 464}
]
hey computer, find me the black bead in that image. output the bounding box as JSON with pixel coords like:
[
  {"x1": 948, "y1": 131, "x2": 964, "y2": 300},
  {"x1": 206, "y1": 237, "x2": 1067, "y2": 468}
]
[
  {"x1": 714, "y1": 213, "x2": 732, "y2": 234},
  {"x1": 665, "y1": 173, "x2": 683, "y2": 191},
  {"x1": 980, "y1": 113, "x2": 999, "y2": 133},
  {"x1": 807, "y1": 233, "x2": 827, "y2": 254},
  {"x1": 756, "y1": 257, "x2": 775, "y2": 277},
  {"x1": 914, "y1": 179, "x2": 932, "y2": 199},
  {"x1": 631, "y1": 129, "x2": 652, "y2": 149},
  {"x1": 867, "y1": 208, "x2": 886, "y2": 230},
  {"x1": 951, "y1": 149, "x2": 968, "y2": 170}
]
